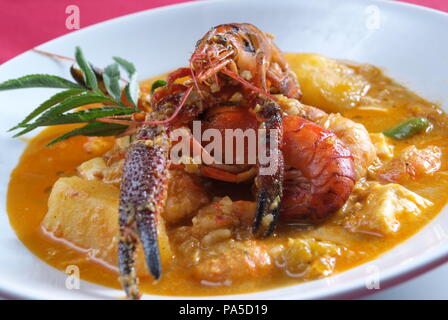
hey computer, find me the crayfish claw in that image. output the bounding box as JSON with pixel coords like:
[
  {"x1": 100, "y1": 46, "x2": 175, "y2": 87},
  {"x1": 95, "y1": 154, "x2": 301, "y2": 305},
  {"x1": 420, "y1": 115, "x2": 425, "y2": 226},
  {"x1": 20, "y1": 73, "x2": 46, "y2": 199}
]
[
  {"x1": 118, "y1": 125, "x2": 169, "y2": 299},
  {"x1": 118, "y1": 233, "x2": 140, "y2": 299},
  {"x1": 252, "y1": 97, "x2": 285, "y2": 237},
  {"x1": 253, "y1": 167, "x2": 283, "y2": 237},
  {"x1": 136, "y1": 212, "x2": 162, "y2": 280}
]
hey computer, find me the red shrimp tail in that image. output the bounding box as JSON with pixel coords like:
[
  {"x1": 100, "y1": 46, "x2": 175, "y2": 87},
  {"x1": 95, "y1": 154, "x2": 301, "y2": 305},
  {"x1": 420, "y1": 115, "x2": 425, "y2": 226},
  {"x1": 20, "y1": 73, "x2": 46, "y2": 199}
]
[{"x1": 280, "y1": 116, "x2": 356, "y2": 222}]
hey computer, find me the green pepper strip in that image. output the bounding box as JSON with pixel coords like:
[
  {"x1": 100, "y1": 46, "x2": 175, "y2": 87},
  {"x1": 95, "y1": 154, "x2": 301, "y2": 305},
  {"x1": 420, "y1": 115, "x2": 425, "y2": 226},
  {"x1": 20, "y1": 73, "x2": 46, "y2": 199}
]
[
  {"x1": 151, "y1": 80, "x2": 167, "y2": 93},
  {"x1": 383, "y1": 117, "x2": 431, "y2": 139}
]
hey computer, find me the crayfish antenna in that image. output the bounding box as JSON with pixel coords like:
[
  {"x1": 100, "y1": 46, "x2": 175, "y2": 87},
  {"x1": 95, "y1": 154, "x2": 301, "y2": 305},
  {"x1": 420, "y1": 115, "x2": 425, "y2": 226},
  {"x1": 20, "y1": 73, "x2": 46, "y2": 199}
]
[{"x1": 220, "y1": 68, "x2": 277, "y2": 102}]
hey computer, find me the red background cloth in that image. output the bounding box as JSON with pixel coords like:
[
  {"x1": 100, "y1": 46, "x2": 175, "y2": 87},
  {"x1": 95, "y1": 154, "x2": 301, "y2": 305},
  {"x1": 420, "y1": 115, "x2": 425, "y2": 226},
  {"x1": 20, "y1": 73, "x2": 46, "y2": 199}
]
[{"x1": 0, "y1": 0, "x2": 446, "y2": 63}]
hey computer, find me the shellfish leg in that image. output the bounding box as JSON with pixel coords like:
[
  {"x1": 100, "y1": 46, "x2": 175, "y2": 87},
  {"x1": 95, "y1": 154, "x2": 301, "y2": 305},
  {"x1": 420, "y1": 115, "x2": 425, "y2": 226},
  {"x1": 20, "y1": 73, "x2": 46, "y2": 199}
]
[
  {"x1": 252, "y1": 97, "x2": 285, "y2": 237},
  {"x1": 118, "y1": 125, "x2": 170, "y2": 299}
]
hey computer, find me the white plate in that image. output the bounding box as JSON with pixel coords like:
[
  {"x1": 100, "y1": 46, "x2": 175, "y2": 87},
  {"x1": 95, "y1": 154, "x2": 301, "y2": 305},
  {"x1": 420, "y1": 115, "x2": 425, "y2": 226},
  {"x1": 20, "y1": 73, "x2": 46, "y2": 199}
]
[{"x1": 1, "y1": 0, "x2": 448, "y2": 300}]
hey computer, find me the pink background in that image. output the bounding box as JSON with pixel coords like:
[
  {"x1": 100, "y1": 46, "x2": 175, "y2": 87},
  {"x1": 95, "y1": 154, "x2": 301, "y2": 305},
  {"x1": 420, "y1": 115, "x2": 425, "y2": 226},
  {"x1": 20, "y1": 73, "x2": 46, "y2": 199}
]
[{"x1": 0, "y1": 0, "x2": 446, "y2": 63}]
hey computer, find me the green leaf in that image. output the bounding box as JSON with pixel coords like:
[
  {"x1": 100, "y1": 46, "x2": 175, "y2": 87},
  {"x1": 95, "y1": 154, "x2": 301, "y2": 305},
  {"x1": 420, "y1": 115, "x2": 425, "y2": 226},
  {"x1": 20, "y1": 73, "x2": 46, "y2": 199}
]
[
  {"x1": 4, "y1": 49, "x2": 141, "y2": 146},
  {"x1": 151, "y1": 80, "x2": 167, "y2": 93},
  {"x1": 36, "y1": 107, "x2": 135, "y2": 126},
  {"x1": 36, "y1": 93, "x2": 119, "y2": 120},
  {"x1": 124, "y1": 76, "x2": 139, "y2": 108},
  {"x1": 10, "y1": 88, "x2": 86, "y2": 131},
  {"x1": 112, "y1": 56, "x2": 136, "y2": 75},
  {"x1": 0, "y1": 74, "x2": 84, "y2": 91},
  {"x1": 75, "y1": 47, "x2": 97, "y2": 90},
  {"x1": 103, "y1": 63, "x2": 121, "y2": 100},
  {"x1": 113, "y1": 56, "x2": 139, "y2": 107},
  {"x1": 47, "y1": 122, "x2": 128, "y2": 146},
  {"x1": 14, "y1": 93, "x2": 121, "y2": 137}
]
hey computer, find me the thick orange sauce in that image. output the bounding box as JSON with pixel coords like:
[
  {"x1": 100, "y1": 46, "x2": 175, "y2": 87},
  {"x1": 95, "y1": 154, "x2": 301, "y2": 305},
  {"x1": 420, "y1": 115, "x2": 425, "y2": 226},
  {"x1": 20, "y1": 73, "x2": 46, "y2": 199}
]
[{"x1": 7, "y1": 54, "x2": 448, "y2": 296}]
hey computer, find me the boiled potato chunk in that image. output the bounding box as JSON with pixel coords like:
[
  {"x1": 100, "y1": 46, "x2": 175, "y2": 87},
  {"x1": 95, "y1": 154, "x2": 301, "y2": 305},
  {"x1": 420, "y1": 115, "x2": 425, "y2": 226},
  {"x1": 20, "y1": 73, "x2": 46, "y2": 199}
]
[
  {"x1": 287, "y1": 53, "x2": 370, "y2": 113},
  {"x1": 42, "y1": 176, "x2": 172, "y2": 275},
  {"x1": 369, "y1": 133, "x2": 394, "y2": 160},
  {"x1": 77, "y1": 157, "x2": 108, "y2": 181},
  {"x1": 338, "y1": 181, "x2": 432, "y2": 235}
]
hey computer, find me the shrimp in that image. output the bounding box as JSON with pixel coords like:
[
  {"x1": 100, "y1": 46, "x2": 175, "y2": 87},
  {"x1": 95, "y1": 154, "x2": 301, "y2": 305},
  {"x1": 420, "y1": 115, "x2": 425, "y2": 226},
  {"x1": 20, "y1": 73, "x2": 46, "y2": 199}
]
[
  {"x1": 315, "y1": 114, "x2": 376, "y2": 178},
  {"x1": 281, "y1": 116, "x2": 356, "y2": 221},
  {"x1": 191, "y1": 23, "x2": 301, "y2": 99},
  {"x1": 201, "y1": 108, "x2": 356, "y2": 222},
  {"x1": 189, "y1": 24, "x2": 356, "y2": 224},
  {"x1": 189, "y1": 23, "x2": 303, "y2": 237},
  {"x1": 275, "y1": 95, "x2": 377, "y2": 178},
  {"x1": 377, "y1": 145, "x2": 442, "y2": 183}
]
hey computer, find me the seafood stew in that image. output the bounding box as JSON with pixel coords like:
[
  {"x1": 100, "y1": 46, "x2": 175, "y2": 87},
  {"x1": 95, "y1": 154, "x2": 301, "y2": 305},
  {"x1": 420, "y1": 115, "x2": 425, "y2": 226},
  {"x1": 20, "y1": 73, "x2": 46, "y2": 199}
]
[{"x1": 4, "y1": 24, "x2": 448, "y2": 298}]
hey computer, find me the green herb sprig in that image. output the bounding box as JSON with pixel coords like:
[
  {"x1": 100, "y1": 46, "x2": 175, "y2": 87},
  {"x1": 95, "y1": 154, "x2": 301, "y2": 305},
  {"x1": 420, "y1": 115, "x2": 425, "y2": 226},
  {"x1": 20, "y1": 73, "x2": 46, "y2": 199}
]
[{"x1": 0, "y1": 47, "x2": 140, "y2": 145}]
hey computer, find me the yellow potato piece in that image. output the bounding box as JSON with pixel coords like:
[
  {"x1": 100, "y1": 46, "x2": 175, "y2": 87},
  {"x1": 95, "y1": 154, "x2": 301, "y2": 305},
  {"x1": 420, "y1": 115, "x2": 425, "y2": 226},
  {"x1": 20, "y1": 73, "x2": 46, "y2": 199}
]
[
  {"x1": 369, "y1": 133, "x2": 394, "y2": 160},
  {"x1": 42, "y1": 176, "x2": 172, "y2": 276},
  {"x1": 338, "y1": 181, "x2": 433, "y2": 235},
  {"x1": 287, "y1": 53, "x2": 370, "y2": 113}
]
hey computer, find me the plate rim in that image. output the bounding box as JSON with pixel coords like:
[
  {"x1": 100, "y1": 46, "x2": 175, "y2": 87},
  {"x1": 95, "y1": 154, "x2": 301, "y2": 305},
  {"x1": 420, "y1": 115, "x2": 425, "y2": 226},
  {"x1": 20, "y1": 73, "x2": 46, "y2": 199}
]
[{"x1": 1, "y1": 0, "x2": 448, "y2": 300}]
